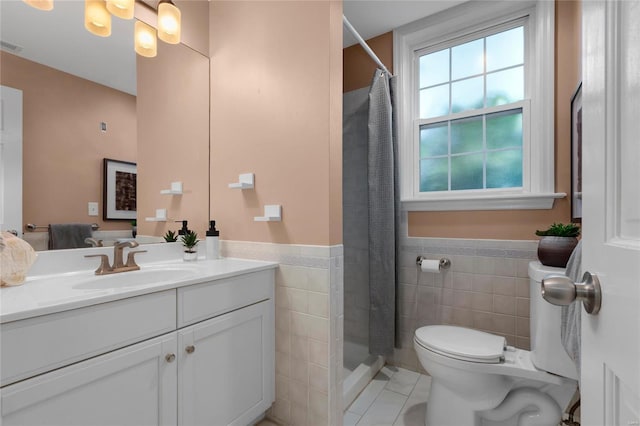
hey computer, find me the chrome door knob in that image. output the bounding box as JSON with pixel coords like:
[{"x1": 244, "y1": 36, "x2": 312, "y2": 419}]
[
  {"x1": 165, "y1": 353, "x2": 176, "y2": 363},
  {"x1": 185, "y1": 345, "x2": 195, "y2": 354},
  {"x1": 541, "y1": 272, "x2": 602, "y2": 315}
]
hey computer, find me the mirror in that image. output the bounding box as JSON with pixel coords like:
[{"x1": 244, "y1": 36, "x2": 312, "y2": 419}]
[{"x1": 0, "y1": 0, "x2": 210, "y2": 250}]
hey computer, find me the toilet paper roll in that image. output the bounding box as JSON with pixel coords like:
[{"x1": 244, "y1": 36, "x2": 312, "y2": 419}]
[{"x1": 420, "y1": 259, "x2": 441, "y2": 273}]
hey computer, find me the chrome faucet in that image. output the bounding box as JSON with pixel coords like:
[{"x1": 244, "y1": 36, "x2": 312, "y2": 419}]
[
  {"x1": 84, "y1": 237, "x2": 103, "y2": 247},
  {"x1": 85, "y1": 241, "x2": 147, "y2": 275},
  {"x1": 113, "y1": 241, "x2": 138, "y2": 269}
]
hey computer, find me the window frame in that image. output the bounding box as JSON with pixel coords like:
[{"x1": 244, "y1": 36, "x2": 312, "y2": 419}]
[{"x1": 394, "y1": 0, "x2": 563, "y2": 211}]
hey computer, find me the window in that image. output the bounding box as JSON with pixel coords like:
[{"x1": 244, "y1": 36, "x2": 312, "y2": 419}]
[{"x1": 395, "y1": 1, "x2": 563, "y2": 211}]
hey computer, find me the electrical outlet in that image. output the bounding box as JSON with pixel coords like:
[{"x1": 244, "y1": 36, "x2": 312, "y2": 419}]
[{"x1": 88, "y1": 202, "x2": 99, "y2": 216}]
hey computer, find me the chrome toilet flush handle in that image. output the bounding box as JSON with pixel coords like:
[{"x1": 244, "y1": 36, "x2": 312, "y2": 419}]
[{"x1": 541, "y1": 272, "x2": 602, "y2": 315}]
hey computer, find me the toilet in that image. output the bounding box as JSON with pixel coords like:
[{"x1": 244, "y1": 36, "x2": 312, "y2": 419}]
[{"x1": 414, "y1": 261, "x2": 578, "y2": 426}]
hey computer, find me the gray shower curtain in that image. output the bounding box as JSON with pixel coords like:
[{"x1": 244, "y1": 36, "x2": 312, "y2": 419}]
[{"x1": 368, "y1": 69, "x2": 399, "y2": 356}]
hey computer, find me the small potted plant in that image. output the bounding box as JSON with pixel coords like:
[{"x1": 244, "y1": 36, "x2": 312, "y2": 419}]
[
  {"x1": 535, "y1": 222, "x2": 580, "y2": 267},
  {"x1": 180, "y1": 230, "x2": 199, "y2": 261},
  {"x1": 131, "y1": 220, "x2": 137, "y2": 238},
  {"x1": 164, "y1": 230, "x2": 178, "y2": 242}
]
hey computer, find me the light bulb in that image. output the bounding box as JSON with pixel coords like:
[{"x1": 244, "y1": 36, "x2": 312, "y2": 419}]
[
  {"x1": 22, "y1": 0, "x2": 54, "y2": 11},
  {"x1": 106, "y1": 0, "x2": 134, "y2": 20},
  {"x1": 160, "y1": 15, "x2": 178, "y2": 35},
  {"x1": 157, "y1": 1, "x2": 181, "y2": 44},
  {"x1": 135, "y1": 21, "x2": 157, "y2": 58},
  {"x1": 84, "y1": 0, "x2": 111, "y2": 37}
]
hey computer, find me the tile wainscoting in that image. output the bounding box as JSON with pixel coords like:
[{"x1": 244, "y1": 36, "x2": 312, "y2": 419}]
[
  {"x1": 390, "y1": 237, "x2": 539, "y2": 373},
  {"x1": 221, "y1": 241, "x2": 344, "y2": 426},
  {"x1": 220, "y1": 236, "x2": 540, "y2": 420}
]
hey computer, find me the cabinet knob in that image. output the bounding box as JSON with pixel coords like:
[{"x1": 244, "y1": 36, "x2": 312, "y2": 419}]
[
  {"x1": 165, "y1": 353, "x2": 176, "y2": 363},
  {"x1": 185, "y1": 345, "x2": 196, "y2": 354}
]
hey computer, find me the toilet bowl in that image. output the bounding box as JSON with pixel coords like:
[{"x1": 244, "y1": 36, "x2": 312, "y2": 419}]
[{"x1": 414, "y1": 261, "x2": 578, "y2": 426}]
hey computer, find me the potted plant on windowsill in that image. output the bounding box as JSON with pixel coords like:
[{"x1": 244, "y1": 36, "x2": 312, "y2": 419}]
[
  {"x1": 535, "y1": 223, "x2": 580, "y2": 268},
  {"x1": 180, "y1": 231, "x2": 199, "y2": 261}
]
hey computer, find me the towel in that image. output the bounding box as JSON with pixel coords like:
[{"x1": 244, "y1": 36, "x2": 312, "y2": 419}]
[
  {"x1": 561, "y1": 239, "x2": 582, "y2": 381},
  {"x1": 48, "y1": 223, "x2": 93, "y2": 250}
]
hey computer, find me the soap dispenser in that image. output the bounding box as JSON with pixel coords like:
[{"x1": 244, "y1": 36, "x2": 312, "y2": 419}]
[
  {"x1": 206, "y1": 220, "x2": 220, "y2": 259},
  {"x1": 176, "y1": 220, "x2": 190, "y2": 236}
]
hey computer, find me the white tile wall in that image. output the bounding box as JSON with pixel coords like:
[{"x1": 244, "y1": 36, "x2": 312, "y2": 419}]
[
  {"x1": 222, "y1": 236, "x2": 539, "y2": 418},
  {"x1": 390, "y1": 236, "x2": 539, "y2": 373},
  {"x1": 221, "y1": 241, "x2": 343, "y2": 426}
]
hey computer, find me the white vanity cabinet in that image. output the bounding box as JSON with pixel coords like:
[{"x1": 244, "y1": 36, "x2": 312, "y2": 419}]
[
  {"x1": 0, "y1": 267, "x2": 275, "y2": 426},
  {"x1": 178, "y1": 300, "x2": 274, "y2": 426},
  {"x1": 176, "y1": 270, "x2": 275, "y2": 426},
  {"x1": 1, "y1": 333, "x2": 178, "y2": 426}
]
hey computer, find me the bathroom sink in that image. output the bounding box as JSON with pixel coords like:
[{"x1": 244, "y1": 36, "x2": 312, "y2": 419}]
[{"x1": 73, "y1": 265, "x2": 200, "y2": 290}]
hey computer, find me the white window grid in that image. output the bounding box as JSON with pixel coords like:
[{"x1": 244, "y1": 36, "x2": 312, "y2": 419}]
[
  {"x1": 413, "y1": 20, "x2": 528, "y2": 195},
  {"x1": 415, "y1": 102, "x2": 529, "y2": 193}
]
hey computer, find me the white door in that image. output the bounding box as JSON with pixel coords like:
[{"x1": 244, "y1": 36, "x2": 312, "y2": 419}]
[
  {"x1": 0, "y1": 85, "x2": 23, "y2": 235},
  {"x1": 178, "y1": 301, "x2": 274, "y2": 426},
  {"x1": 1, "y1": 333, "x2": 178, "y2": 426},
  {"x1": 581, "y1": 1, "x2": 640, "y2": 424}
]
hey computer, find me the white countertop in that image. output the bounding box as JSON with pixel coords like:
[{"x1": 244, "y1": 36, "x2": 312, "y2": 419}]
[{"x1": 1, "y1": 257, "x2": 277, "y2": 324}]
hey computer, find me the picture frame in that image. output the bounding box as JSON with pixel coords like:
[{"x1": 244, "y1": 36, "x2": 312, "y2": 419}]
[
  {"x1": 103, "y1": 158, "x2": 137, "y2": 221},
  {"x1": 570, "y1": 82, "x2": 582, "y2": 223}
]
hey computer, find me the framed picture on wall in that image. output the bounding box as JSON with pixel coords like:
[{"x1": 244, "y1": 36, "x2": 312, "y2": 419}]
[
  {"x1": 103, "y1": 158, "x2": 137, "y2": 220},
  {"x1": 571, "y1": 82, "x2": 582, "y2": 222}
]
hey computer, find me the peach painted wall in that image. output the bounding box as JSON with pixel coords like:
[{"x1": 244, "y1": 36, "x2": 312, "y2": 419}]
[
  {"x1": 343, "y1": 32, "x2": 393, "y2": 93},
  {"x1": 209, "y1": 1, "x2": 342, "y2": 246},
  {"x1": 328, "y1": 2, "x2": 343, "y2": 245},
  {"x1": 136, "y1": 41, "x2": 210, "y2": 239},
  {"x1": 0, "y1": 51, "x2": 136, "y2": 232},
  {"x1": 342, "y1": 1, "x2": 581, "y2": 240}
]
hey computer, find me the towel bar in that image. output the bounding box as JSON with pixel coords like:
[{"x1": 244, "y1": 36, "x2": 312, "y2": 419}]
[{"x1": 25, "y1": 223, "x2": 100, "y2": 232}]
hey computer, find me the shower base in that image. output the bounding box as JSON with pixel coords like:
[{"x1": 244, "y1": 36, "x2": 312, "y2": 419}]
[{"x1": 343, "y1": 341, "x2": 384, "y2": 408}]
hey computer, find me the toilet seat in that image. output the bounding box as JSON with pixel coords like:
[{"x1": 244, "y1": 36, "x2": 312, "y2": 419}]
[
  {"x1": 414, "y1": 326, "x2": 572, "y2": 386},
  {"x1": 414, "y1": 325, "x2": 506, "y2": 364}
]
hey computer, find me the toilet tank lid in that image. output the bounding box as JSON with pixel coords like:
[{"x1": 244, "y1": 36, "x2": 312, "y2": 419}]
[
  {"x1": 415, "y1": 326, "x2": 506, "y2": 363},
  {"x1": 528, "y1": 261, "x2": 566, "y2": 282}
]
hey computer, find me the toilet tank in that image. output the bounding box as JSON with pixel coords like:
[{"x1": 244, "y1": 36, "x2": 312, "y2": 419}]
[{"x1": 528, "y1": 261, "x2": 579, "y2": 380}]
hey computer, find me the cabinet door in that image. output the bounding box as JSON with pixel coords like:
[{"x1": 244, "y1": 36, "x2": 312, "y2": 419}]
[
  {"x1": 1, "y1": 333, "x2": 178, "y2": 426},
  {"x1": 178, "y1": 300, "x2": 274, "y2": 426}
]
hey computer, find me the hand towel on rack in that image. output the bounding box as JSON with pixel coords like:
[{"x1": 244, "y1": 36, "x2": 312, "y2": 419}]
[
  {"x1": 48, "y1": 223, "x2": 94, "y2": 250},
  {"x1": 561, "y1": 239, "x2": 582, "y2": 382}
]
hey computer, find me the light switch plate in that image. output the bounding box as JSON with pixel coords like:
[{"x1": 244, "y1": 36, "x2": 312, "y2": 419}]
[{"x1": 88, "y1": 202, "x2": 99, "y2": 216}]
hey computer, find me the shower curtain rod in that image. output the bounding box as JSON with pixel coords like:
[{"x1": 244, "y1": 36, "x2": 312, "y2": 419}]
[{"x1": 343, "y1": 15, "x2": 392, "y2": 77}]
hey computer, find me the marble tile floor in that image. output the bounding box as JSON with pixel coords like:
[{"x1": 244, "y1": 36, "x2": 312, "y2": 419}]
[
  {"x1": 256, "y1": 365, "x2": 429, "y2": 426},
  {"x1": 344, "y1": 365, "x2": 430, "y2": 426},
  {"x1": 258, "y1": 364, "x2": 576, "y2": 426}
]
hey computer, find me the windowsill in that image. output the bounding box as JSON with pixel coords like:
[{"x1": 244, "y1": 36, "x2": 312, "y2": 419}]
[{"x1": 401, "y1": 192, "x2": 566, "y2": 211}]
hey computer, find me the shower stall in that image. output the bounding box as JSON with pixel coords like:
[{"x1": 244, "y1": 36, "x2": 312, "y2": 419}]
[
  {"x1": 342, "y1": 85, "x2": 386, "y2": 406},
  {"x1": 342, "y1": 16, "x2": 398, "y2": 408}
]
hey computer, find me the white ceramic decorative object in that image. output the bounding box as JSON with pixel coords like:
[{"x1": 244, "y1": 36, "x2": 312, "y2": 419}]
[
  {"x1": 254, "y1": 205, "x2": 282, "y2": 222},
  {"x1": 228, "y1": 173, "x2": 254, "y2": 189},
  {"x1": 0, "y1": 232, "x2": 37, "y2": 286},
  {"x1": 183, "y1": 251, "x2": 198, "y2": 261}
]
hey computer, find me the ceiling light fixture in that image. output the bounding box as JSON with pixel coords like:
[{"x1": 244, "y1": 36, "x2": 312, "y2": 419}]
[
  {"x1": 21, "y1": 0, "x2": 53, "y2": 11},
  {"x1": 21, "y1": 0, "x2": 181, "y2": 57},
  {"x1": 157, "y1": 0, "x2": 181, "y2": 44},
  {"x1": 134, "y1": 20, "x2": 157, "y2": 58},
  {"x1": 106, "y1": 0, "x2": 134, "y2": 20},
  {"x1": 84, "y1": 0, "x2": 112, "y2": 37}
]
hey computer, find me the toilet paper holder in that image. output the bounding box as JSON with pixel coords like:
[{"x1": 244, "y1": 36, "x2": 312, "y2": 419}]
[{"x1": 416, "y1": 256, "x2": 451, "y2": 270}]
